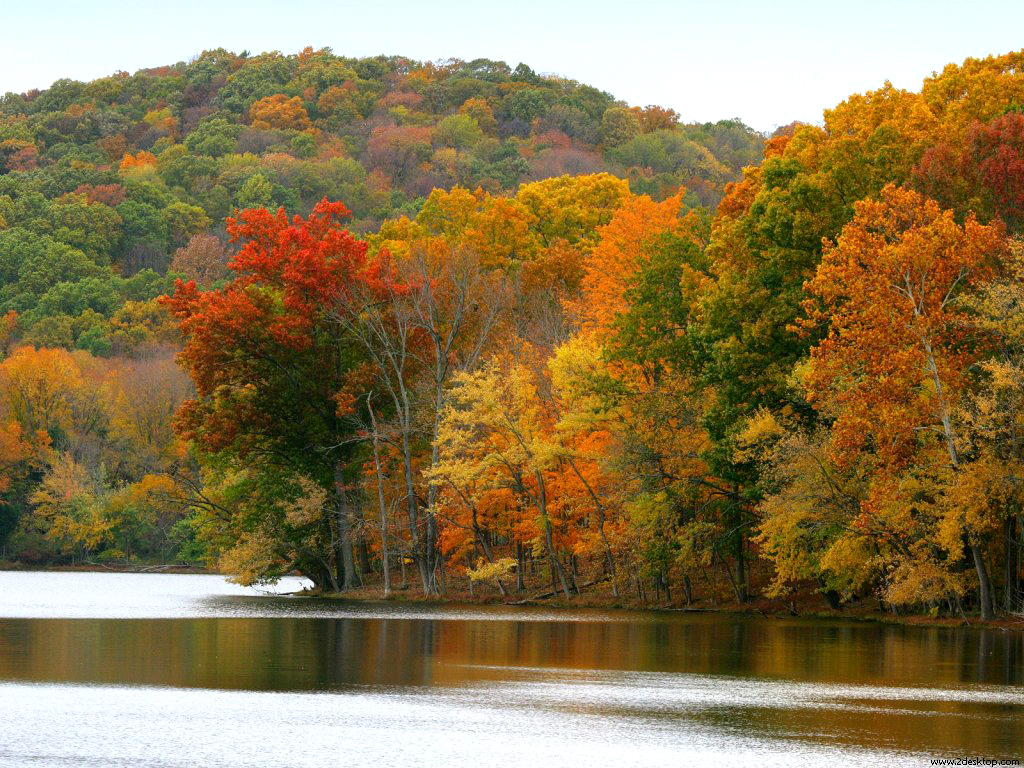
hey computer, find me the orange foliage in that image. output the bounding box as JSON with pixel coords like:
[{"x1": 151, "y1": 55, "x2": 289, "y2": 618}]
[
  {"x1": 0, "y1": 421, "x2": 30, "y2": 492},
  {"x1": 802, "y1": 184, "x2": 1006, "y2": 469},
  {"x1": 249, "y1": 94, "x2": 312, "y2": 131},
  {"x1": 573, "y1": 193, "x2": 694, "y2": 333},
  {"x1": 119, "y1": 150, "x2": 157, "y2": 171}
]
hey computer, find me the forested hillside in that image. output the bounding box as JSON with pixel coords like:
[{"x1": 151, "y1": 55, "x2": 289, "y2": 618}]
[
  {"x1": 0, "y1": 47, "x2": 761, "y2": 353},
  {"x1": 2, "y1": 47, "x2": 1023, "y2": 621}
]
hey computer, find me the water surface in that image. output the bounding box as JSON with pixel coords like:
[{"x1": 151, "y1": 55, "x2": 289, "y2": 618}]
[{"x1": 0, "y1": 572, "x2": 1020, "y2": 766}]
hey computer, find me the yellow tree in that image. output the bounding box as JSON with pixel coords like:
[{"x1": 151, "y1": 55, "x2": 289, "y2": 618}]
[
  {"x1": 740, "y1": 409, "x2": 877, "y2": 605},
  {"x1": 548, "y1": 335, "x2": 626, "y2": 595},
  {"x1": 106, "y1": 353, "x2": 191, "y2": 475},
  {"x1": 514, "y1": 173, "x2": 629, "y2": 248},
  {"x1": 0, "y1": 347, "x2": 83, "y2": 450},
  {"x1": 28, "y1": 453, "x2": 108, "y2": 557},
  {"x1": 955, "y1": 237, "x2": 1024, "y2": 611},
  {"x1": 432, "y1": 355, "x2": 572, "y2": 598}
]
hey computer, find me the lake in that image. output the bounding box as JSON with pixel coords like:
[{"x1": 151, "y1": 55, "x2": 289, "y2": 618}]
[{"x1": 0, "y1": 571, "x2": 1020, "y2": 766}]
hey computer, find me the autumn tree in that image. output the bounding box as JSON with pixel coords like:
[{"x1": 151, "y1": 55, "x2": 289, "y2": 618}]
[
  {"x1": 956, "y1": 237, "x2": 1024, "y2": 612},
  {"x1": 914, "y1": 112, "x2": 1024, "y2": 231},
  {"x1": 169, "y1": 234, "x2": 230, "y2": 288},
  {"x1": 801, "y1": 184, "x2": 1006, "y2": 618},
  {"x1": 249, "y1": 94, "x2": 313, "y2": 131},
  {"x1": 165, "y1": 200, "x2": 384, "y2": 589},
  {"x1": 0, "y1": 419, "x2": 31, "y2": 545},
  {"x1": 0, "y1": 346, "x2": 83, "y2": 449},
  {"x1": 333, "y1": 239, "x2": 509, "y2": 593},
  {"x1": 433, "y1": 356, "x2": 573, "y2": 598}
]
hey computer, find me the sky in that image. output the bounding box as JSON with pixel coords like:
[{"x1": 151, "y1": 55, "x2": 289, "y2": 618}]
[{"x1": 2, "y1": 0, "x2": 1023, "y2": 132}]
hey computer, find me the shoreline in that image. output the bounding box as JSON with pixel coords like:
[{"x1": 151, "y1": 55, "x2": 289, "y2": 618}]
[
  {"x1": 0, "y1": 562, "x2": 211, "y2": 575},
  {"x1": 295, "y1": 583, "x2": 1024, "y2": 631},
  {"x1": 4, "y1": 563, "x2": 1022, "y2": 630}
]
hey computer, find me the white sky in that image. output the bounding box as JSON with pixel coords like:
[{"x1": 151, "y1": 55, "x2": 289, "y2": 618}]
[{"x1": 1, "y1": 0, "x2": 1022, "y2": 132}]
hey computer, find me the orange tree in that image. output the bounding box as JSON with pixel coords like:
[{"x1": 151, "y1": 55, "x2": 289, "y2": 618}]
[{"x1": 800, "y1": 184, "x2": 1006, "y2": 618}]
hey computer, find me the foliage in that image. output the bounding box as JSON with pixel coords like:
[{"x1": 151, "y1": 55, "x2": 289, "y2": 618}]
[{"x1": 3, "y1": 47, "x2": 1024, "y2": 619}]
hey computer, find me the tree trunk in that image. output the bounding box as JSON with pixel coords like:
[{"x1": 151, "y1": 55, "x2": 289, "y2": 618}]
[
  {"x1": 820, "y1": 583, "x2": 842, "y2": 611},
  {"x1": 306, "y1": 562, "x2": 337, "y2": 593},
  {"x1": 1005, "y1": 513, "x2": 1020, "y2": 613},
  {"x1": 565, "y1": 457, "x2": 618, "y2": 597},
  {"x1": 426, "y1": 514, "x2": 439, "y2": 593},
  {"x1": 334, "y1": 464, "x2": 357, "y2": 590},
  {"x1": 473, "y1": 524, "x2": 507, "y2": 596},
  {"x1": 971, "y1": 541, "x2": 995, "y2": 621},
  {"x1": 425, "y1": 376, "x2": 446, "y2": 595},
  {"x1": 516, "y1": 540, "x2": 525, "y2": 593},
  {"x1": 368, "y1": 400, "x2": 391, "y2": 597},
  {"x1": 358, "y1": 535, "x2": 372, "y2": 577},
  {"x1": 348, "y1": 536, "x2": 362, "y2": 587},
  {"x1": 537, "y1": 473, "x2": 571, "y2": 600},
  {"x1": 735, "y1": 526, "x2": 748, "y2": 603},
  {"x1": 716, "y1": 547, "x2": 744, "y2": 604},
  {"x1": 400, "y1": 429, "x2": 431, "y2": 594}
]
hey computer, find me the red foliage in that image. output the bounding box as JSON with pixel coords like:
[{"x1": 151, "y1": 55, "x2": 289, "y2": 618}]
[
  {"x1": 913, "y1": 112, "x2": 1024, "y2": 229},
  {"x1": 74, "y1": 183, "x2": 126, "y2": 207},
  {"x1": 224, "y1": 199, "x2": 369, "y2": 322},
  {"x1": 163, "y1": 199, "x2": 411, "y2": 456},
  {"x1": 966, "y1": 111, "x2": 1024, "y2": 225}
]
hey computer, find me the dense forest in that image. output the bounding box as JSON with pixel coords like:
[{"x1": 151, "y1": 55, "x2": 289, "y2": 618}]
[
  {"x1": 0, "y1": 47, "x2": 761, "y2": 353},
  {"x1": 2, "y1": 47, "x2": 1023, "y2": 621}
]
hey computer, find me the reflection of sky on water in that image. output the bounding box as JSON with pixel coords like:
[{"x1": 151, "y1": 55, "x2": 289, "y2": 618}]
[
  {"x1": 0, "y1": 571, "x2": 650, "y2": 620},
  {"x1": 0, "y1": 678, "x2": 938, "y2": 768},
  {"x1": 0, "y1": 571, "x2": 1020, "y2": 765}
]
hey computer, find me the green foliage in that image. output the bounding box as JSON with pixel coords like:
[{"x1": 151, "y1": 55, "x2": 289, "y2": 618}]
[
  {"x1": 433, "y1": 114, "x2": 484, "y2": 149},
  {"x1": 601, "y1": 107, "x2": 640, "y2": 148},
  {"x1": 184, "y1": 117, "x2": 242, "y2": 158},
  {"x1": 0, "y1": 48, "x2": 763, "y2": 356}
]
